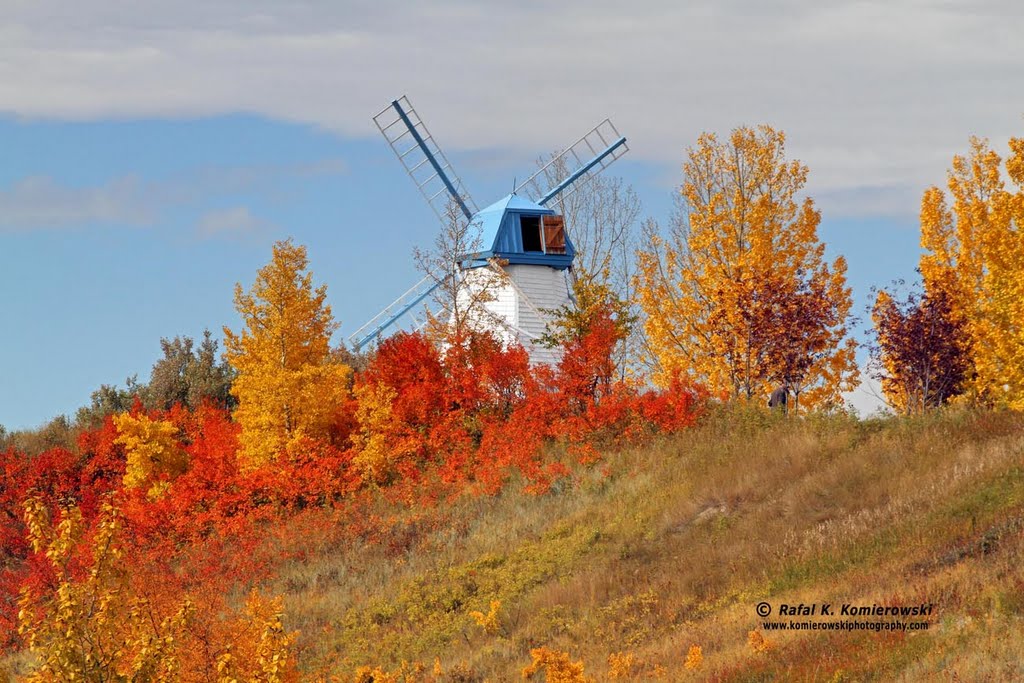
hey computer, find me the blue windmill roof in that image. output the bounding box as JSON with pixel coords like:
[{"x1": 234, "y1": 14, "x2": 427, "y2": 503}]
[
  {"x1": 474, "y1": 194, "x2": 554, "y2": 250},
  {"x1": 459, "y1": 193, "x2": 574, "y2": 269}
]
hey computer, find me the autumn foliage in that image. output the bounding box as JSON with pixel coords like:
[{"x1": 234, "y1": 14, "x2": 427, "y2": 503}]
[
  {"x1": 10, "y1": 123, "x2": 1020, "y2": 677},
  {"x1": 895, "y1": 135, "x2": 1024, "y2": 410},
  {"x1": 869, "y1": 282, "x2": 969, "y2": 414},
  {"x1": 0, "y1": 238, "x2": 708, "y2": 678},
  {"x1": 114, "y1": 410, "x2": 188, "y2": 497},
  {"x1": 866, "y1": 134, "x2": 1024, "y2": 413},
  {"x1": 224, "y1": 238, "x2": 352, "y2": 470},
  {"x1": 17, "y1": 496, "x2": 296, "y2": 683},
  {"x1": 349, "y1": 314, "x2": 704, "y2": 495},
  {"x1": 522, "y1": 647, "x2": 591, "y2": 682},
  {"x1": 636, "y1": 125, "x2": 857, "y2": 412}
]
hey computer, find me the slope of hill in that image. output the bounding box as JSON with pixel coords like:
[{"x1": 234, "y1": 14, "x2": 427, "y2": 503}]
[{"x1": 272, "y1": 408, "x2": 1024, "y2": 681}]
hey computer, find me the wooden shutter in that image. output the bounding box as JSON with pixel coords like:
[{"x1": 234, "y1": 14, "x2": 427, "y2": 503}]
[{"x1": 543, "y1": 215, "x2": 566, "y2": 254}]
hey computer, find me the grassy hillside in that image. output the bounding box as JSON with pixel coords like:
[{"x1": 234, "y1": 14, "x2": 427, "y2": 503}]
[{"x1": 273, "y1": 408, "x2": 1024, "y2": 681}]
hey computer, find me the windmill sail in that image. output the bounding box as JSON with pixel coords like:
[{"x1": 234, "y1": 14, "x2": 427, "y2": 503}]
[
  {"x1": 374, "y1": 96, "x2": 479, "y2": 223},
  {"x1": 514, "y1": 119, "x2": 628, "y2": 206},
  {"x1": 347, "y1": 274, "x2": 445, "y2": 352}
]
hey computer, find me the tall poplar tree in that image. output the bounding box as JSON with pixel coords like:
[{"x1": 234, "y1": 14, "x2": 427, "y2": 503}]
[
  {"x1": 637, "y1": 126, "x2": 857, "y2": 411},
  {"x1": 224, "y1": 239, "x2": 350, "y2": 468},
  {"x1": 914, "y1": 135, "x2": 1024, "y2": 408}
]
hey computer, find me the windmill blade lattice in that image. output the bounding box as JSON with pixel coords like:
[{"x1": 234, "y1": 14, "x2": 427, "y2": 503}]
[
  {"x1": 514, "y1": 119, "x2": 628, "y2": 206},
  {"x1": 374, "y1": 96, "x2": 479, "y2": 223},
  {"x1": 347, "y1": 273, "x2": 446, "y2": 352}
]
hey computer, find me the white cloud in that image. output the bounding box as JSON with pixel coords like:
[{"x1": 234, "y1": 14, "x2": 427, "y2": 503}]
[
  {"x1": 197, "y1": 205, "x2": 270, "y2": 239},
  {"x1": 0, "y1": 1, "x2": 1021, "y2": 217},
  {"x1": 0, "y1": 175, "x2": 151, "y2": 231},
  {"x1": 0, "y1": 158, "x2": 346, "y2": 232},
  {"x1": 815, "y1": 184, "x2": 922, "y2": 220}
]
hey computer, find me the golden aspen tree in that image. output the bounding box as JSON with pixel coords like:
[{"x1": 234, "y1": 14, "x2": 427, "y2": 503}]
[
  {"x1": 636, "y1": 126, "x2": 857, "y2": 411},
  {"x1": 224, "y1": 239, "x2": 351, "y2": 469},
  {"x1": 998, "y1": 136, "x2": 1024, "y2": 408},
  {"x1": 113, "y1": 412, "x2": 188, "y2": 498},
  {"x1": 351, "y1": 382, "x2": 407, "y2": 485},
  {"x1": 916, "y1": 136, "x2": 1024, "y2": 408}
]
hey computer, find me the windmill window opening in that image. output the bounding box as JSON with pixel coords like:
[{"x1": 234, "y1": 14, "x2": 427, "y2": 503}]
[{"x1": 520, "y1": 215, "x2": 543, "y2": 252}]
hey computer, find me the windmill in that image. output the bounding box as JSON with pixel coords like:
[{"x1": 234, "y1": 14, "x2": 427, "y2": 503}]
[{"x1": 347, "y1": 95, "x2": 628, "y2": 364}]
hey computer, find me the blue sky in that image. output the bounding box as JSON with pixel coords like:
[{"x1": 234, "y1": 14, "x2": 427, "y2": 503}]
[{"x1": 2, "y1": 1, "x2": 1021, "y2": 428}]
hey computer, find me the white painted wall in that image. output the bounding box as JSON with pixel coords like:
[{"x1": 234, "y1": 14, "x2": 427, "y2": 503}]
[{"x1": 459, "y1": 264, "x2": 572, "y2": 367}]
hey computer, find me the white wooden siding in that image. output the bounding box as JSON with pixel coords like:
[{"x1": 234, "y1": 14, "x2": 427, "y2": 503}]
[{"x1": 461, "y1": 264, "x2": 570, "y2": 367}]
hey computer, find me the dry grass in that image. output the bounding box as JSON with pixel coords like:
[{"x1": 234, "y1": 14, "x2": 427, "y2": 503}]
[{"x1": 264, "y1": 407, "x2": 1024, "y2": 680}]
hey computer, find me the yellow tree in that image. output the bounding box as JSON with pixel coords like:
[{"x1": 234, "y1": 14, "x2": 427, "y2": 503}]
[
  {"x1": 350, "y1": 381, "x2": 410, "y2": 485},
  {"x1": 113, "y1": 412, "x2": 188, "y2": 498},
  {"x1": 917, "y1": 136, "x2": 1024, "y2": 408},
  {"x1": 637, "y1": 126, "x2": 857, "y2": 410},
  {"x1": 224, "y1": 239, "x2": 351, "y2": 468},
  {"x1": 1001, "y1": 137, "x2": 1024, "y2": 408}
]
